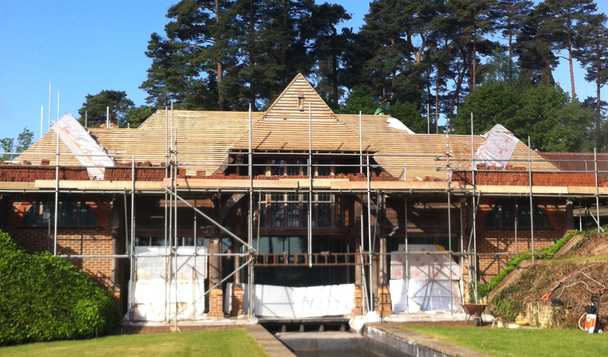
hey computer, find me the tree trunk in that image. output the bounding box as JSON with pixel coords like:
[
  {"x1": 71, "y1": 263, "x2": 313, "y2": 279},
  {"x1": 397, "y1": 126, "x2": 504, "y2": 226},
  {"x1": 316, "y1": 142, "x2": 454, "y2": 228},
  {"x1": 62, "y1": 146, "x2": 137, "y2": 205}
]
[
  {"x1": 568, "y1": 40, "x2": 576, "y2": 99},
  {"x1": 215, "y1": 0, "x2": 224, "y2": 110},
  {"x1": 596, "y1": 74, "x2": 601, "y2": 148},
  {"x1": 471, "y1": 41, "x2": 477, "y2": 92},
  {"x1": 453, "y1": 60, "x2": 466, "y2": 113},
  {"x1": 248, "y1": 0, "x2": 256, "y2": 108},
  {"x1": 508, "y1": 32, "x2": 513, "y2": 81},
  {"x1": 332, "y1": 53, "x2": 339, "y2": 108},
  {"x1": 435, "y1": 77, "x2": 440, "y2": 133}
]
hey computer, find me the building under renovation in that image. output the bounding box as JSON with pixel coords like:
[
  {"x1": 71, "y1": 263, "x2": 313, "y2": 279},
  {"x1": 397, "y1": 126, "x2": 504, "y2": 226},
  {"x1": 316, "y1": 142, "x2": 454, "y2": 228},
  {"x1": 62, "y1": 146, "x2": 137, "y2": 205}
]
[{"x1": 0, "y1": 74, "x2": 606, "y2": 322}]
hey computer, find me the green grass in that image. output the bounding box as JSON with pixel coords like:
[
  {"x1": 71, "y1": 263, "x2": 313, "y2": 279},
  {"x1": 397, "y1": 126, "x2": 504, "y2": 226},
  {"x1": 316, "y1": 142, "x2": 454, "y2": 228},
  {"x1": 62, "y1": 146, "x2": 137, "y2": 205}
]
[
  {"x1": 405, "y1": 325, "x2": 608, "y2": 357},
  {"x1": 0, "y1": 329, "x2": 267, "y2": 357}
]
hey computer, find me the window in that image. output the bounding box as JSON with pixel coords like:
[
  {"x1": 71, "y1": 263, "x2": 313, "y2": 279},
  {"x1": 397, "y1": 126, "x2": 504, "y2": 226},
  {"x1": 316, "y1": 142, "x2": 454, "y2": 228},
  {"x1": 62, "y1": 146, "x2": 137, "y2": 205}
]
[
  {"x1": 135, "y1": 236, "x2": 205, "y2": 247},
  {"x1": 314, "y1": 193, "x2": 332, "y2": 227},
  {"x1": 23, "y1": 201, "x2": 97, "y2": 228},
  {"x1": 486, "y1": 201, "x2": 548, "y2": 230},
  {"x1": 298, "y1": 95, "x2": 305, "y2": 111},
  {"x1": 262, "y1": 193, "x2": 337, "y2": 229},
  {"x1": 317, "y1": 163, "x2": 331, "y2": 177},
  {"x1": 254, "y1": 236, "x2": 305, "y2": 254},
  {"x1": 270, "y1": 159, "x2": 285, "y2": 176}
]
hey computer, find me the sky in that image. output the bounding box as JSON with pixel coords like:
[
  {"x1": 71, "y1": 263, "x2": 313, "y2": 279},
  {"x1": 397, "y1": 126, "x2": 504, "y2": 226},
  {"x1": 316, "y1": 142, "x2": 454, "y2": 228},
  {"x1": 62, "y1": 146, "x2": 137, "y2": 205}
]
[{"x1": 0, "y1": 1, "x2": 606, "y2": 140}]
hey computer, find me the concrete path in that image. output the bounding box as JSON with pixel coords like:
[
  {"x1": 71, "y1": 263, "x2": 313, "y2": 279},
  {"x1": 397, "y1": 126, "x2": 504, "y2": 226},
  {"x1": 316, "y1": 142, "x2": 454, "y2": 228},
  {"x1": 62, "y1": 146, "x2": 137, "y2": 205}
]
[
  {"x1": 247, "y1": 324, "x2": 295, "y2": 357},
  {"x1": 368, "y1": 323, "x2": 490, "y2": 357}
]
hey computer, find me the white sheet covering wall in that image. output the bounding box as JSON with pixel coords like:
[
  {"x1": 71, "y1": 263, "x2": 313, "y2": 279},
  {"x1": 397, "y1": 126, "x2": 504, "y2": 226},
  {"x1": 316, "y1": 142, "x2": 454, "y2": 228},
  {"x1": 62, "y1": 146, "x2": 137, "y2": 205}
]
[
  {"x1": 130, "y1": 246, "x2": 207, "y2": 321},
  {"x1": 389, "y1": 244, "x2": 462, "y2": 313},
  {"x1": 52, "y1": 114, "x2": 114, "y2": 179},
  {"x1": 238, "y1": 283, "x2": 354, "y2": 319}
]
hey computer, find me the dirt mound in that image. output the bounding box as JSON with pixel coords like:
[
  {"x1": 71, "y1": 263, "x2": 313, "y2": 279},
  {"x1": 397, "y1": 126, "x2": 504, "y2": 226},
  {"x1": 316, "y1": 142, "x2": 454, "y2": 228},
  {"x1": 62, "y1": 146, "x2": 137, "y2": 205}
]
[{"x1": 488, "y1": 232, "x2": 608, "y2": 327}]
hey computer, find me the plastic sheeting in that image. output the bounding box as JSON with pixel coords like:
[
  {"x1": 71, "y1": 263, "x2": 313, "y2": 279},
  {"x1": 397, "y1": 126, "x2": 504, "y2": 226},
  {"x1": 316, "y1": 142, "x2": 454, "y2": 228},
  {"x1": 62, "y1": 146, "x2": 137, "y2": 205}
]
[
  {"x1": 130, "y1": 246, "x2": 207, "y2": 321},
  {"x1": 474, "y1": 124, "x2": 518, "y2": 169},
  {"x1": 52, "y1": 114, "x2": 114, "y2": 179},
  {"x1": 386, "y1": 117, "x2": 415, "y2": 134},
  {"x1": 239, "y1": 283, "x2": 355, "y2": 319},
  {"x1": 389, "y1": 244, "x2": 463, "y2": 313}
]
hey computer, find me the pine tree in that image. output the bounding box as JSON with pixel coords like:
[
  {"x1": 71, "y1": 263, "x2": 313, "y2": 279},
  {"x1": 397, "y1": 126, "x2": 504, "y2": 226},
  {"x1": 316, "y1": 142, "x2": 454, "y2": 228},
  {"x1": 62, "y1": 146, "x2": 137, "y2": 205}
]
[
  {"x1": 78, "y1": 90, "x2": 134, "y2": 128},
  {"x1": 575, "y1": 14, "x2": 608, "y2": 148},
  {"x1": 495, "y1": 0, "x2": 533, "y2": 81},
  {"x1": 542, "y1": 0, "x2": 598, "y2": 99},
  {"x1": 515, "y1": 4, "x2": 559, "y2": 85}
]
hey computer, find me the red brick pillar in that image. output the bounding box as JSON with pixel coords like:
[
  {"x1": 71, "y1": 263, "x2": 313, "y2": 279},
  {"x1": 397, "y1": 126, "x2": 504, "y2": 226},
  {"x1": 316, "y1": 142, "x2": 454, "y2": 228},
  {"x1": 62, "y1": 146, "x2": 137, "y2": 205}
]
[
  {"x1": 208, "y1": 239, "x2": 224, "y2": 318},
  {"x1": 231, "y1": 255, "x2": 245, "y2": 317},
  {"x1": 376, "y1": 238, "x2": 392, "y2": 317},
  {"x1": 352, "y1": 243, "x2": 364, "y2": 315}
]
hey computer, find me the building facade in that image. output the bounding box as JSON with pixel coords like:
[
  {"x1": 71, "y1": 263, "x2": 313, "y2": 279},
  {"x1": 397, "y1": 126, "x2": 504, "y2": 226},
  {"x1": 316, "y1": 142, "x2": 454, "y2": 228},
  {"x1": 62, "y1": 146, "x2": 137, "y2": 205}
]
[{"x1": 0, "y1": 74, "x2": 605, "y2": 320}]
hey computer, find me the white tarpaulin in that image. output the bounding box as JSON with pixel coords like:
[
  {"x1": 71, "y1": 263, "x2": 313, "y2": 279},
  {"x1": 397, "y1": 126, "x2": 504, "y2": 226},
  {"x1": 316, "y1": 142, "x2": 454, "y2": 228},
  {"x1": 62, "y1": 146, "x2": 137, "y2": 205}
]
[
  {"x1": 474, "y1": 124, "x2": 518, "y2": 169},
  {"x1": 52, "y1": 114, "x2": 114, "y2": 179},
  {"x1": 390, "y1": 244, "x2": 462, "y2": 313},
  {"x1": 239, "y1": 283, "x2": 354, "y2": 319},
  {"x1": 130, "y1": 246, "x2": 207, "y2": 321}
]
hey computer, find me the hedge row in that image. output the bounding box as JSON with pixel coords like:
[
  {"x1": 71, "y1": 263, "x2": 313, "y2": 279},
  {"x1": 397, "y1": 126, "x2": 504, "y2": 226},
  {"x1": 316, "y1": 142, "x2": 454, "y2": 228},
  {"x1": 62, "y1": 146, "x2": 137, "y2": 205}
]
[{"x1": 0, "y1": 231, "x2": 120, "y2": 345}]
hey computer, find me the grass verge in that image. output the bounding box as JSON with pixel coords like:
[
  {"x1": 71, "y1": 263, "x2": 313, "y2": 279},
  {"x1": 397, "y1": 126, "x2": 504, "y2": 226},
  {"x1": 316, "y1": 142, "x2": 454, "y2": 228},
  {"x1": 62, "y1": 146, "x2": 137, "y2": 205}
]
[
  {"x1": 405, "y1": 325, "x2": 608, "y2": 357},
  {"x1": 0, "y1": 329, "x2": 267, "y2": 357}
]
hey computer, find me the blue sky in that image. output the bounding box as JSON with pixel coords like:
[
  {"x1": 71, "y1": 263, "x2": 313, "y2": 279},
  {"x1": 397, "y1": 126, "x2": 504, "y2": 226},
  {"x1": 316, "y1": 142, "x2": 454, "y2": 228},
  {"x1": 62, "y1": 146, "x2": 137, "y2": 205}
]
[{"x1": 0, "y1": 1, "x2": 605, "y2": 140}]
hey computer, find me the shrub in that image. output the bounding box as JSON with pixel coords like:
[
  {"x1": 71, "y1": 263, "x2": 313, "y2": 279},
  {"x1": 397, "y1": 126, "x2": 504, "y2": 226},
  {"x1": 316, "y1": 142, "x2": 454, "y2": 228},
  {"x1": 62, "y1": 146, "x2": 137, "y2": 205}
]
[{"x1": 0, "y1": 231, "x2": 120, "y2": 345}]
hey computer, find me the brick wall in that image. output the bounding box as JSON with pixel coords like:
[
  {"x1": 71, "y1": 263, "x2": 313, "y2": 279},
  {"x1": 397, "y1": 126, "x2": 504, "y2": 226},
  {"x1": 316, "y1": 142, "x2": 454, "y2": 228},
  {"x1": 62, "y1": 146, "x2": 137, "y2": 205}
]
[
  {"x1": 8, "y1": 228, "x2": 118, "y2": 292},
  {"x1": 475, "y1": 200, "x2": 568, "y2": 282},
  {"x1": 0, "y1": 166, "x2": 90, "y2": 181},
  {"x1": 477, "y1": 230, "x2": 558, "y2": 282},
  {"x1": 6, "y1": 199, "x2": 121, "y2": 298},
  {"x1": 453, "y1": 171, "x2": 608, "y2": 187}
]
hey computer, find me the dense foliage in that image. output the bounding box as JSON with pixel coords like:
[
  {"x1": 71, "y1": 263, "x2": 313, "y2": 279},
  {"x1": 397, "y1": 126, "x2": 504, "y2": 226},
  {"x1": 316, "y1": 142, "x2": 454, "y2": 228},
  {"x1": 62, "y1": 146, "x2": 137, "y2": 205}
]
[
  {"x1": 0, "y1": 231, "x2": 120, "y2": 345},
  {"x1": 74, "y1": 1, "x2": 608, "y2": 151},
  {"x1": 453, "y1": 82, "x2": 595, "y2": 151}
]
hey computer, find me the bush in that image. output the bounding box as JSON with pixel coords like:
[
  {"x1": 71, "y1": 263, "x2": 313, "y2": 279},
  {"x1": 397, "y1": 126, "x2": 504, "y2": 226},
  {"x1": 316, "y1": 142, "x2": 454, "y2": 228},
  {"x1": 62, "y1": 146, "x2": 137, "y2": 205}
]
[{"x1": 0, "y1": 231, "x2": 120, "y2": 345}]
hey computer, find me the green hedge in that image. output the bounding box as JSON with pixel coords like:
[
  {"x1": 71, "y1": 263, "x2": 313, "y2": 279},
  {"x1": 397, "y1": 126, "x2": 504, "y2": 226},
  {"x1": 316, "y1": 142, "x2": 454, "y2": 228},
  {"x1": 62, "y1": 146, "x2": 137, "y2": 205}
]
[
  {"x1": 0, "y1": 231, "x2": 120, "y2": 345},
  {"x1": 477, "y1": 230, "x2": 577, "y2": 298}
]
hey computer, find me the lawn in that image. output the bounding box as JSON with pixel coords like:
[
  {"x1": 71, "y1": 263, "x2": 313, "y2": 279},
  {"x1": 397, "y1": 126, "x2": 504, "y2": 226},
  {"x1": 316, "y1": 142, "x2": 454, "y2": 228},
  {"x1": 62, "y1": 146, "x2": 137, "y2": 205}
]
[
  {"x1": 0, "y1": 329, "x2": 267, "y2": 357},
  {"x1": 405, "y1": 325, "x2": 608, "y2": 357}
]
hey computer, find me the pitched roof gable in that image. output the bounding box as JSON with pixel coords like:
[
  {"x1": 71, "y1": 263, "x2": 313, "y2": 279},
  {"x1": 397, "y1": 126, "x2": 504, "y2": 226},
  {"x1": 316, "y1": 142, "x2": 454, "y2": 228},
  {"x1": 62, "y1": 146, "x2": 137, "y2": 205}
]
[{"x1": 263, "y1": 73, "x2": 336, "y2": 121}]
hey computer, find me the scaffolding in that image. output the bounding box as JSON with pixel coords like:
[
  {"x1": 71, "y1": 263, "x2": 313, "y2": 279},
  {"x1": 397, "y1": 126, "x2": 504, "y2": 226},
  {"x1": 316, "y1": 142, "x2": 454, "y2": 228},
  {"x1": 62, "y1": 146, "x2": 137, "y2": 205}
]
[{"x1": 0, "y1": 108, "x2": 607, "y2": 323}]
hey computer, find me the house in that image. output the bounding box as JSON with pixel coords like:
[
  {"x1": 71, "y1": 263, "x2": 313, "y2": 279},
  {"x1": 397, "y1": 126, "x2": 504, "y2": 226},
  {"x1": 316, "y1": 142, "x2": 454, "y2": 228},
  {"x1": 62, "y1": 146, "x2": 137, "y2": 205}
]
[{"x1": 0, "y1": 74, "x2": 605, "y2": 321}]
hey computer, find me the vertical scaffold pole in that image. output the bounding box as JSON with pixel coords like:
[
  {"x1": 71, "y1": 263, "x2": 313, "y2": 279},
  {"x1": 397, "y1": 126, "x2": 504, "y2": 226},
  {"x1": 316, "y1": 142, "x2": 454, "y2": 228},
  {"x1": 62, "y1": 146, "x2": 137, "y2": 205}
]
[
  {"x1": 171, "y1": 102, "x2": 178, "y2": 330},
  {"x1": 163, "y1": 106, "x2": 169, "y2": 322},
  {"x1": 308, "y1": 104, "x2": 313, "y2": 268},
  {"x1": 366, "y1": 153, "x2": 374, "y2": 311},
  {"x1": 358, "y1": 111, "x2": 369, "y2": 313},
  {"x1": 594, "y1": 148, "x2": 601, "y2": 233},
  {"x1": 53, "y1": 128, "x2": 59, "y2": 256},
  {"x1": 247, "y1": 103, "x2": 255, "y2": 320},
  {"x1": 446, "y1": 142, "x2": 453, "y2": 313},
  {"x1": 404, "y1": 197, "x2": 409, "y2": 304},
  {"x1": 459, "y1": 198, "x2": 465, "y2": 304},
  {"x1": 528, "y1": 136, "x2": 535, "y2": 265},
  {"x1": 129, "y1": 157, "x2": 136, "y2": 319},
  {"x1": 470, "y1": 113, "x2": 478, "y2": 303}
]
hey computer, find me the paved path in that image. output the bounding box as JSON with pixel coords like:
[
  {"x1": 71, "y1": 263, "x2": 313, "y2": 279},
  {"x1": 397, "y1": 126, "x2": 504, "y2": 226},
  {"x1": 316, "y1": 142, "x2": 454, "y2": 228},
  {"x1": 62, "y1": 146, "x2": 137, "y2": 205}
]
[
  {"x1": 369, "y1": 323, "x2": 490, "y2": 357},
  {"x1": 247, "y1": 324, "x2": 295, "y2": 357}
]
